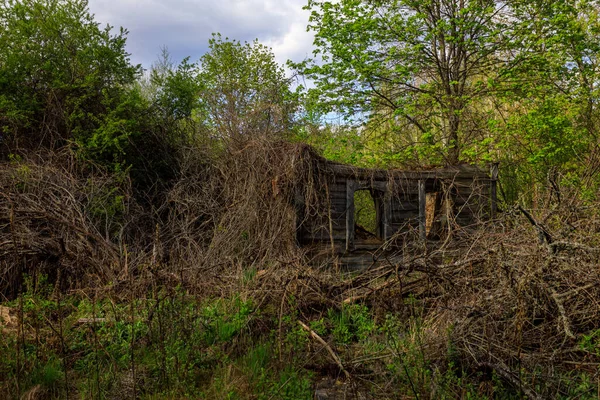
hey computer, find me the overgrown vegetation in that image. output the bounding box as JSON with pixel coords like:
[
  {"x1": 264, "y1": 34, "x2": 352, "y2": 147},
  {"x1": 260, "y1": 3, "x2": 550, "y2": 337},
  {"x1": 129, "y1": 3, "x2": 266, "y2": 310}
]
[{"x1": 1, "y1": 0, "x2": 600, "y2": 398}]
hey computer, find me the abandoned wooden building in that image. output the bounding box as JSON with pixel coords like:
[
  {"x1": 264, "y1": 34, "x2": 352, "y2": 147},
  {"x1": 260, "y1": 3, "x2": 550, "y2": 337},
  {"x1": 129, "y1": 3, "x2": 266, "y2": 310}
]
[{"x1": 293, "y1": 149, "x2": 497, "y2": 268}]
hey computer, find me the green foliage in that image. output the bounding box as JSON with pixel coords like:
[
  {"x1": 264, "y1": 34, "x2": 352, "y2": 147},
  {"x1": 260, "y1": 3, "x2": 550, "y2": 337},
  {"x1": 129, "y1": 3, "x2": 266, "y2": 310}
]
[
  {"x1": 296, "y1": 0, "x2": 515, "y2": 165},
  {"x1": 354, "y1": 190, "x2": 377, "y2": 235},
  {"x1": 295, "y1": 0, "x2": 600, "y2": 205},
  {"x1": 82, "y1": 88, "x2": 146, "y2": 169},
  {"x1": 149, "y1": 51, "x2": 202, "y2": 123},
  {"x1": 0, "y1": 275, "x2": 65, "y2": 396},
  {"x1": 300, "y1": 124, "x2": 372, "y2": 166},
  {"x1": 2, "y1": 278, "x2": 599, "y2": 399},
  {"x1": 326, "y1": 303, "x2": 376, "y2": 345},
  {"x1": 197, "y1": 34, "x2": 299, "y2": 139},
  {"x1": 0, "y1": 0, "x2": 141, "y2": 153},
  {"x1": 4, "y1": 0, "x2": 600, "y2": 397},
  {"x1": 32, "y1": 357, "x2": 64, "y2": 392},
  {"x1": 0, "y1": 278, "x2": 316, "y2": 399},
  {"x1": 202, "y1": 296, "x2": 254, "y2": 344},
  {"x1": 266, "y1": 367, "x2": 312, "y2": 400},
  {"x1": 0, "y1": 0, "x2": 187, "y2": 198},
  {"x1": 85, "y1": 178, "x2": 128, "y2": 239},
  {"x1": 579, "y1": 329, "x2": 600, "y2": 357}
]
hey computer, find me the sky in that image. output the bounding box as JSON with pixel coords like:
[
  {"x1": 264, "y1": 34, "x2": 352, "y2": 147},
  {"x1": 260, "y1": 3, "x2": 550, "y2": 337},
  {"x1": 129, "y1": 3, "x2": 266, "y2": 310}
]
[{"x1": 87, "y1": 0, "x2": 316, "y2": 71}]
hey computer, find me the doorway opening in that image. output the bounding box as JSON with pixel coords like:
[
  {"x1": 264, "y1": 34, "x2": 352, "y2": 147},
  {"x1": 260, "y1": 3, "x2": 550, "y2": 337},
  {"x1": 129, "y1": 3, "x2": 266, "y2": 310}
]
[{"x1": 353, "y1": 189, "x2": 383, "y2": 244}]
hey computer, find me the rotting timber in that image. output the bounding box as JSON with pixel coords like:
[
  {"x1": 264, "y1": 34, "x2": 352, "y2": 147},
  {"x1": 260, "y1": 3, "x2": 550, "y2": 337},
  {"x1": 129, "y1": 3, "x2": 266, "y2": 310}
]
[{"x1": 293, "y1": 147, "x2": 498, "y2": 271}]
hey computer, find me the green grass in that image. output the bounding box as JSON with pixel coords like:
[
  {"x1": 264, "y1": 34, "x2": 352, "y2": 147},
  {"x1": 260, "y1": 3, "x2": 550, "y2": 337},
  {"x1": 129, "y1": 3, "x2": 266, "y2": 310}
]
[{"x1": 1, "y1": 274, "x2": 598, "y2": 399}]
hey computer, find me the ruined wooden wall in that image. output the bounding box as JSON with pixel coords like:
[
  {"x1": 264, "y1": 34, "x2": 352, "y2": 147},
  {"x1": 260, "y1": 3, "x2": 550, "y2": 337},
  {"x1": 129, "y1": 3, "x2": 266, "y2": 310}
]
[{"x1": 296, "y1": 161, "x2": 496, "y2": 252}]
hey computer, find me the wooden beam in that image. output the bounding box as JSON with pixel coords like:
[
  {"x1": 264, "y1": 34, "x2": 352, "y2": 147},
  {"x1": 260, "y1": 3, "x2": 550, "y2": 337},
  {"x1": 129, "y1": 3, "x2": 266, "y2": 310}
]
[
  {"x1": 355, "y1": 180, "x2": 387, "y2": 192},
  {"x1": 383, "y1": 191, "x2": 392, "y2": 240},
  {"x1": 326, "y1": 162, "x2": 488, "y2": 181},
  {"x1": 346, "y1": 180, "x2": 356, "y2": 251}
]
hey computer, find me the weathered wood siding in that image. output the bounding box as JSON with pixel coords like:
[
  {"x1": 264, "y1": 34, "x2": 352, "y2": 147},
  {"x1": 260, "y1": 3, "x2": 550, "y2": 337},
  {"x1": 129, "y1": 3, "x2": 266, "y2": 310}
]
[
  {"x1": 296, "y1": 162, "x2": 495, "y2": 250},
  {"x1": 297, "y1": 177, "x2": 348, "y2": 244}
]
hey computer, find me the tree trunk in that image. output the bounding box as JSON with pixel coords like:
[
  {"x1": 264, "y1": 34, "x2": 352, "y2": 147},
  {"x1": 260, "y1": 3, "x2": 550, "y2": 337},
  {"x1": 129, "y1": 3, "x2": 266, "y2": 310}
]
[{"x1": 447, "y1": 111, "x2": 460, "y2": 165}]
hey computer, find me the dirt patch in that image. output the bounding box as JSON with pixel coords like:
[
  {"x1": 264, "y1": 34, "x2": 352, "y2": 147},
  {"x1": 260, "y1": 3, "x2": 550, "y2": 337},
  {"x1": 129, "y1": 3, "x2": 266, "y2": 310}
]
[{"x1": 0, "y1": 305, "x2": 17, "y2": 334}]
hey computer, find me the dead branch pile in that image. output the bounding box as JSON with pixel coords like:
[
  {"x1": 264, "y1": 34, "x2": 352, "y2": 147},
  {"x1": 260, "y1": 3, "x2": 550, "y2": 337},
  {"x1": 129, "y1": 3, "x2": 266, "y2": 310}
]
[
  {"x1": 0, "y1": 154, "x2": 136, "y2": 296},
  {"x1": 161, "y1": 138, "x2": 330, "y2": 271},
  {"x1": 0, "y1": 139, "x2": 334, "y2": 296},
  {"x1": 307, "y1": 207, "x2": 600, "y2": 398},
  {"x1": 440, "y1": 221, "x2": 600, "y2": 397}
]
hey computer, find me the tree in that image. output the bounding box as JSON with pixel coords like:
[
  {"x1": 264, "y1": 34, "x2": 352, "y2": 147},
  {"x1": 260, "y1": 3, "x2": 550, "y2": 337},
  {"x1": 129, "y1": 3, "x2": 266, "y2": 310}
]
[
  {"x1": 140, "y1": 48, "x2": 202, "y2": 125},
  {"x1": 296, "y1": 0, "x2": 528, "y2": 165},
  {"x1": 0, "y1": 0, "x2": 141, "y2": 156},
  {"x1": 197, "y1": 34, "x2": 299, "y2": 140},
  {"x1": 484, "y1": 0, "x2": 600, "y2": 201}
]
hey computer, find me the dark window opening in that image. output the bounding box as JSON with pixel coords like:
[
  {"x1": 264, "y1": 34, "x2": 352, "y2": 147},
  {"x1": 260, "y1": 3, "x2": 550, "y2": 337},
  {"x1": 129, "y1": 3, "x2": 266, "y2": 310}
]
[{"x1": 425, "y1": 192, "x2": 438, "y2": 236}]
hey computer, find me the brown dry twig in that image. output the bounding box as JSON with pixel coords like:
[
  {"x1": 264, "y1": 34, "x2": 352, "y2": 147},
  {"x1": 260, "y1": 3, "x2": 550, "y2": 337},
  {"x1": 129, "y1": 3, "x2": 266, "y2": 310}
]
[{"x1": 298, "y1": 320, "x2": 351, "y2": 380}]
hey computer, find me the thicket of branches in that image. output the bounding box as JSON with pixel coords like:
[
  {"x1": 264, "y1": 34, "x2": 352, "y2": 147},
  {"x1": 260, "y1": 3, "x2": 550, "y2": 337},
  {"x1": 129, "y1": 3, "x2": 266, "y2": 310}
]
[{"x1": 2, "y1": 136, "x2": 600, "y2": 397}]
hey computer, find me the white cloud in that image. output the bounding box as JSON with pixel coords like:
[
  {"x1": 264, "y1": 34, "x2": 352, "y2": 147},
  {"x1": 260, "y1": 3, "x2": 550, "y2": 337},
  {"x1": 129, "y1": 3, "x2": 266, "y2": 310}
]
[
  {"x1": 263, "y1": 4, "x2": 314, "y2": 66},
  {"x1": 87, "y1": 0, "x2": 315, "y2": 70}
]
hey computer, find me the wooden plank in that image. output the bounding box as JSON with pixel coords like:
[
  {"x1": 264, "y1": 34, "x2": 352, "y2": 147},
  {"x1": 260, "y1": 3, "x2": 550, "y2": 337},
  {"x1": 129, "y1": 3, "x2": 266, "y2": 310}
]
[
  {"x1": 327, "y1": 191, "x2": 347, "y2": 198},
  {"x1": 330, "y1": 222, "x2": 345, "y2": 231},
  {"x1": 329, "y1": 186, "x2": 347, "y2": 192},
  {"x1": 391, "y1": 180, "x2": 437, "y2": 192},
  {"x1": 346, "y1": 180, "x2": 357, "y2": 251},
  {"x1": 302, "y1": 235, "x2": 346, "y2": 243},
  {"x1": 391, "y1": 211, "x2": 419, "y2": 223},
  {"x1": 324, "y1": 160, "x2": 489, "y2": 182},
  {"x1": 392, "y1": 198, "x2": 419, "y2": 206},
  {"x1": 453, "y1": 196, "x2": 484, "y2": 208},
  {"x1": 452, "y1": 197, "x2": 471, "y2": 206},
  {"x1": 327, "y1": 178, "x2": 347, "y2": 186},
  {"x1": 389, "y1": 223, "x2": 416, "y2": 234},
  {"x1": 330, "y1": 200, "x2": 348, "y2": 209},
  {"x1": 390, "y1": 188, "x2": 420, "y2": 196},
  {"x1": 383, "y1": 195, "x2": 392, "y2": 240},
  {"x1": 330, "y1": 200, "x2": 349, "y2": 209},
  {"x1": 302, "y1": 226, "x2": 345, "y2": 239},
  {"x1": 329, "y1": 184, "x2": 347, "y2": 191},
  {"x1": 393, "y1": 191, "x2": 420, "y2": 199},
  {"x1": 330, "y1": 193, "x2": 348, "y2": 201},
  {"x1": 328, "y1": 181, "x2": 347, "y2": 188},
  {"x1": 329, "y1": 207, "x2": 347, "y2": 216},
  {"x1": 392, "y1": 202, "x2": 419, "y2": 213},
  {"x1": 392, "y1": 203, "x2": 418, "y2": 212},
  {"x1": 329, "y1": 215, "x2": 347, "y2": 224},
  {"x1": 355, "y1": 180, "x2": 387, "y2": 192}
]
